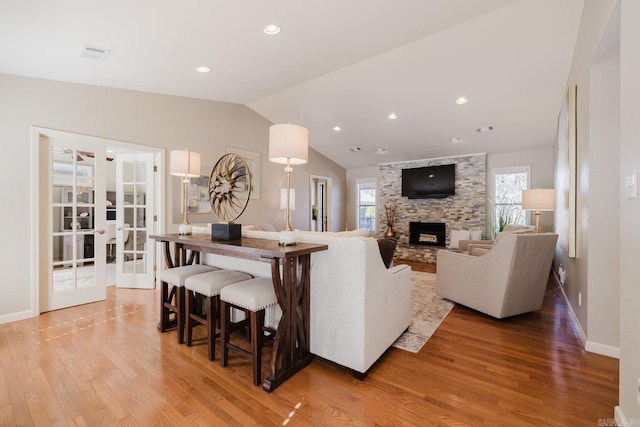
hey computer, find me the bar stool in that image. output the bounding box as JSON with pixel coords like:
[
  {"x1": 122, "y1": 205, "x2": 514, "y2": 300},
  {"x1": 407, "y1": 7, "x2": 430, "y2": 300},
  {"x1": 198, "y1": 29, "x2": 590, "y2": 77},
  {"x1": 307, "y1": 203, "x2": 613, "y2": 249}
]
[
  {"x1": 184, "y1": 270, "x2": 253, "y2": 361},
  {"x1": 157, "y1": 264, "x2": 218, "y2": 344},
  {"x1": 220, "y1": 277, "x2": 278, "y2": 386}
]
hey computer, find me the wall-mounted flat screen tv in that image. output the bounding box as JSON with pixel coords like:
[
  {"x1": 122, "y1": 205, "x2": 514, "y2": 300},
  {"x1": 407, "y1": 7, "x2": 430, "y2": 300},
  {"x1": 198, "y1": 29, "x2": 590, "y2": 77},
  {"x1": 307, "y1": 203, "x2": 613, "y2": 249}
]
[{"x1": 401, "y1": 163, "x2": 456, "y2": 199}]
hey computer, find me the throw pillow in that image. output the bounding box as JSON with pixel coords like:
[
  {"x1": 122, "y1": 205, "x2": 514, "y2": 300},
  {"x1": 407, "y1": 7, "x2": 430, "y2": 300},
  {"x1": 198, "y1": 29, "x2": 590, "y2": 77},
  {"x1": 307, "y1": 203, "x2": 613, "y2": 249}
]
[
  {"x1": 449, "y1": 230, "x2": 471, "y2": 249},
  {"x1": 470, "y1": 230, "x2": 483, "y2": 240}
]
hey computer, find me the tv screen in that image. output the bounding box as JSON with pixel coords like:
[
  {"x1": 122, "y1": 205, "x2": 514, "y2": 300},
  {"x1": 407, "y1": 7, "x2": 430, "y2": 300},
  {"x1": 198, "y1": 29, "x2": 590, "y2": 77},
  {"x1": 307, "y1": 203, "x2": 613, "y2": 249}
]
[{"x1": 401, "y1": 164, "x2": 455, "y2": 199}]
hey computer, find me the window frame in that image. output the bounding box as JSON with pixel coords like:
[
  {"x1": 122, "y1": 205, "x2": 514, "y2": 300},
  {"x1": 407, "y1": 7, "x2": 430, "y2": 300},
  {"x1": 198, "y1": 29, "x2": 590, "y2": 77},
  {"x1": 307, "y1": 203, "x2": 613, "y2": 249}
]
[
  {"x1": 356, "y1": 178, "x2": 377, "y2": 233},
  {"x1": 489, "y1": 166, "x2": 532, "y2": 233}
]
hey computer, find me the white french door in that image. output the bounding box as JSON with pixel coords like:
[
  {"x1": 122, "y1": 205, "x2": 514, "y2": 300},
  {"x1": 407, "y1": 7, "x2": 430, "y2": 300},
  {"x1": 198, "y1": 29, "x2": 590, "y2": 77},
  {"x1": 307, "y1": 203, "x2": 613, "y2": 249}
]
[
  {"x1": 42, "y1": 138, "x2": 107, "y2": 312},
  {"x1": 115, "y1": 153, "x2": 155, "y2": 289}
]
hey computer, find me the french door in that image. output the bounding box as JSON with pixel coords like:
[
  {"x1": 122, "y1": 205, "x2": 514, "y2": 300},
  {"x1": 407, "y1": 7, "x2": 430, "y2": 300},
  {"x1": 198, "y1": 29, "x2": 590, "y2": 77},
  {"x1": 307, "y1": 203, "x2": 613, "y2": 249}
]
[
  {"x1": 42, "y1": 138, "x2": 106, "y2": 312},
  {"x1": 115, "y1": 153, "x2": 155, "y2": 289}
]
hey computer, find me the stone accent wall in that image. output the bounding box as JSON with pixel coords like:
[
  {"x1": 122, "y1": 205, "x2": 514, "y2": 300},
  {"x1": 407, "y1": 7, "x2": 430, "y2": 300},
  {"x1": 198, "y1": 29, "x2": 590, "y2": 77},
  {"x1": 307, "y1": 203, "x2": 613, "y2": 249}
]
[{"x1": 378, "y1": 153, "x2": 486, "y2": 263}]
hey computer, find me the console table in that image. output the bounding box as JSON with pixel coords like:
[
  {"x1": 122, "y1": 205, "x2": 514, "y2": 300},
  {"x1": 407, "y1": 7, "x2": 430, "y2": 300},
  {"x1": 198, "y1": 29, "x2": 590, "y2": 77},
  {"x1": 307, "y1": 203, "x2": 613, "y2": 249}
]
[{"x1": 150, "y1": 233, "x2": 327, "y2": 392}]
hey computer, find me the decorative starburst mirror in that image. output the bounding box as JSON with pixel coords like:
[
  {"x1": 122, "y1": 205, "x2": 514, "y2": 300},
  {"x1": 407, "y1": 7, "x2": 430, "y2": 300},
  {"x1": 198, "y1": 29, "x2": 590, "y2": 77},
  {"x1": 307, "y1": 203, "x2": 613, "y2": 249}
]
[{"x1": 208, "y1": 153, "x2": 252, "y2": 222}]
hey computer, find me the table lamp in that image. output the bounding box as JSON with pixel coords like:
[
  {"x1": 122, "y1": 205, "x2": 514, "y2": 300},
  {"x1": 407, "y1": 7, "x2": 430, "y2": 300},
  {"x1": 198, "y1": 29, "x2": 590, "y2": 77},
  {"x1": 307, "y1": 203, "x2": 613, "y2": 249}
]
[
  {"x1": 522, "y1": 188, "x2": 556, "y2": 233},
  {"x1": 269, "y1": 124, "x2": 308, "y2": 245},
  {"x1": 170, "y1": 148, "x2": 201, "y2": 235},
  {"x1": 280, "y1": 188, "x2": 296, "y2": 227}
]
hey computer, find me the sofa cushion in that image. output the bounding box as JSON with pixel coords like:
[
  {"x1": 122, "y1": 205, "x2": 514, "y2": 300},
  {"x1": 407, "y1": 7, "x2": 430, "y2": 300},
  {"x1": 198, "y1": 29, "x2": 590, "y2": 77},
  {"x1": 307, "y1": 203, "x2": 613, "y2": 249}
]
[
  {"x1": 449, "y1": 230, "x2": 471, "y2": 249},
  {"x1": 470, "y1": 229, "x2": 483, "y2": 240}
]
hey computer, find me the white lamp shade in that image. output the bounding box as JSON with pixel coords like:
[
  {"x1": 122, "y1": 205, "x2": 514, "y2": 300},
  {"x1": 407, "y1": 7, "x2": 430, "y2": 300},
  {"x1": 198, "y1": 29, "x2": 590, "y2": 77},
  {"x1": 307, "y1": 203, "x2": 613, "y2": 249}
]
[
  {"x1": 280, "y1": 188, "x2": 295, "y2": 210},
  {"x1": 170, "y1": 149, "x2": 201, "y2": 177},
  {"x1": 269, "y1": 124, "x2": 309, "y2": 165},
  {"x1": 522, "y1": 189, "x2": 556, "y2": 211}
]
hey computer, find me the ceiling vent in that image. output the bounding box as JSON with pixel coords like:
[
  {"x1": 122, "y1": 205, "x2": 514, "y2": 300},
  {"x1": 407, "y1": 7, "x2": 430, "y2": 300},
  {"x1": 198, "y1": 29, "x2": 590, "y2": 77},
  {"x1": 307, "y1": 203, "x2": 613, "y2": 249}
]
[
  {"x1": 79, "y1": 45, "x2": 111, "y2": 61},
  {"x1": 475, "y1": 125, "x2": 494, "y2": 133}
]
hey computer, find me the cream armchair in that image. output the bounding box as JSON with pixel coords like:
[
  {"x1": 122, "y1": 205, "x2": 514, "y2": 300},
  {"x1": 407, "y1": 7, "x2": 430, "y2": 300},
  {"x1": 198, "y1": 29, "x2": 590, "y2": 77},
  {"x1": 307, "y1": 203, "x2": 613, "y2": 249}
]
[
  {"x1": 457, "y1": 224, "x2": 536, "y2": 255},
  {"x1": 436, "y1": 233, "x2": 558, "y2": 319}
]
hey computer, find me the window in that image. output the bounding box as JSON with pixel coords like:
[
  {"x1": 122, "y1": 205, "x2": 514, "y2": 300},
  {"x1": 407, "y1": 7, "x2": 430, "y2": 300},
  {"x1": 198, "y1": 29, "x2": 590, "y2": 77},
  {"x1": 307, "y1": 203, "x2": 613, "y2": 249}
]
[
  {"x1": 491, "y1": 166, "x2": 531, "y2": 234},
  {"x1": 357, "y1": 179, "x2": 376, "y2": 232}
]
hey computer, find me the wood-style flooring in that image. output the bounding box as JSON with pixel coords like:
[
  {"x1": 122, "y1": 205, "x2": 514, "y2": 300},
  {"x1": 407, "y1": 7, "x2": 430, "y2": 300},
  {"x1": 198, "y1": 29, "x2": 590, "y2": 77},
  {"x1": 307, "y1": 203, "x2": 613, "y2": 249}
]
[{"x1": 0, "y1": 261, "x2": 618, "y2": 426}]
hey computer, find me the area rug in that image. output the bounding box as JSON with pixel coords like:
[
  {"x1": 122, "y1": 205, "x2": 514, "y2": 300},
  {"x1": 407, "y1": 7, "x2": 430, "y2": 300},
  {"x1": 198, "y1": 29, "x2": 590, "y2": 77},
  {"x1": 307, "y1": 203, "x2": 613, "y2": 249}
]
[{"x1": 392, "y1": 271, "x2": 454, "y2": 353}]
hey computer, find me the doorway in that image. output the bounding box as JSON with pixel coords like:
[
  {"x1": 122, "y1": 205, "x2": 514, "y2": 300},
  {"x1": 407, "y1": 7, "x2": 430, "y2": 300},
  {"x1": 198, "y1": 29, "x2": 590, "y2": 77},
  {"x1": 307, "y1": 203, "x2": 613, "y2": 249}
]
[
  {"x1": 310, "y1": 175, "x2": 331, "y2": 232},
  {"x1": 33, "y1": 127, "x2": 163, "y2": 314}
]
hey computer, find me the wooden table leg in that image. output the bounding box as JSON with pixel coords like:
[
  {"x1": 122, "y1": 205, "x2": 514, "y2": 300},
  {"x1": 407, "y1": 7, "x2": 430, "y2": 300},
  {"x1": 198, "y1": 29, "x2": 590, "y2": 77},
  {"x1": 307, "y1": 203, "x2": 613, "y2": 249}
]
[{"x1": 263, "y1": 254, "x2": 313, "y2": 392}]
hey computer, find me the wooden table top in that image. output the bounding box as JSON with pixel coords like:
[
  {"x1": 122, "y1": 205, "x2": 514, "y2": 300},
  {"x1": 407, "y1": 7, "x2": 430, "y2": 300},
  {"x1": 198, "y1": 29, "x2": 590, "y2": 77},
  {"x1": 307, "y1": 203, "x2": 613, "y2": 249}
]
[{"x1": 150, "y1": 233, "x2": 328, "y2": 261}]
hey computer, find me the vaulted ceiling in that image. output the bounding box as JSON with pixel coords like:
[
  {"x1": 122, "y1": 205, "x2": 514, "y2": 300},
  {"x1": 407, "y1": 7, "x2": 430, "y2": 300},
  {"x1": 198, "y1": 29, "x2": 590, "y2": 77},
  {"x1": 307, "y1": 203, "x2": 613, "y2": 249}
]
[{"x1": 0, "y1": 0, "x2": 584, "y2": 169}]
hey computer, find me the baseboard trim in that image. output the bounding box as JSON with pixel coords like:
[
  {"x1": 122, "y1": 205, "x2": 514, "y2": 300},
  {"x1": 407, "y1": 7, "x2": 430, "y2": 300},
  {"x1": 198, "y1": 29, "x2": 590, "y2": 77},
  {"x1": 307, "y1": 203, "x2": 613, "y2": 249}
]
[
  {"x1": 553, "y1": 273, "x2": 587, "y2": 347},
  {"x1": 615, "y1": 405, "x2": 629, "y2": 427},
  {"x1": 586, "y1": 341, "x2": 620, "y2": 359},
  {"x1": 0, "y1": 309, "x2": 36, "y2": 325}
]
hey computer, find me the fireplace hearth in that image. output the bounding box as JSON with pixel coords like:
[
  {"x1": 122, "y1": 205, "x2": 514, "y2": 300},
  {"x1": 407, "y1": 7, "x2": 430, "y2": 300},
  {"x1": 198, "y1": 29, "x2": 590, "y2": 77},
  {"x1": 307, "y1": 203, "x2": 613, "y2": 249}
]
[{"x1": 409, "y1": 222, "x2": 446, "y2": 247}]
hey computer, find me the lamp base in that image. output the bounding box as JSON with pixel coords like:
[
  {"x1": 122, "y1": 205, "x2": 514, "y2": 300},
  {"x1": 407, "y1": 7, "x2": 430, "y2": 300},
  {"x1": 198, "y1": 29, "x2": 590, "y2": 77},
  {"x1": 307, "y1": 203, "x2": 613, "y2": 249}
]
[
  {"x1": 279, "y1": 230, "x2": 297, "y2": 246},
  {"x1": 178, "y1": 223, "x2": 192, "y2": 235}
]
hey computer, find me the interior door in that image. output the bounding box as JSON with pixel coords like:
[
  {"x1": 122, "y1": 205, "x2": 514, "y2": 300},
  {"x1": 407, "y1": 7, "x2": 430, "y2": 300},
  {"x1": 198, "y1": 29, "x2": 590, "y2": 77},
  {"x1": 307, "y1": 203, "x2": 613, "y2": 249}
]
[
  {"x1": 43, "y1": 140, "x2": 106, "y2": 312},
  {"x1": 115, "y1": 153, "x2": 155, "y2": 289}
]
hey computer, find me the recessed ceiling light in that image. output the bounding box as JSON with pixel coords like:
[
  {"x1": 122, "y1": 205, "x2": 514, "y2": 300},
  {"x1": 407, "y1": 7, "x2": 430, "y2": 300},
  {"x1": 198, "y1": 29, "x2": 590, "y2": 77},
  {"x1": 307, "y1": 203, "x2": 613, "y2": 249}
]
[
  {"x1": 456, "y1": 97, "x2": 468, "y2": 105},
  {"x1": 196, "y1": 66, "x2": 211, "y2": 73},
  {"x1": 332, "y1": 126, "x2": 341, "y2": 132},
  {"x1": 387, "y1": 113, "x2": 398, "y2": 120},
  {"x1": 350, "y1": 147, "x2": 361, "y2": 152},
  {"x1": 264, "y1": 24, "x2": 281, "y2": 35},
  {"x1": 449, "y1": 137, "x2": 462, "y2": 143},
  {"x1": 476, "y1": 125, "x2": 494, "y2": 133}
]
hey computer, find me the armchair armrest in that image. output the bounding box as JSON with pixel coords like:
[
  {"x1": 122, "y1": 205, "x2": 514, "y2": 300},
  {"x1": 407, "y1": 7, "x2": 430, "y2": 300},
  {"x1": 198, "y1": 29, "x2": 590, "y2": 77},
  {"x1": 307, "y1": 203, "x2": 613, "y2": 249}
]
[
  {"x1": 458, "y1": 239, "x2": 494, "y2": 253},
  {"x1": 468, "y1": 245, "x2": 492, "y2": 256}
]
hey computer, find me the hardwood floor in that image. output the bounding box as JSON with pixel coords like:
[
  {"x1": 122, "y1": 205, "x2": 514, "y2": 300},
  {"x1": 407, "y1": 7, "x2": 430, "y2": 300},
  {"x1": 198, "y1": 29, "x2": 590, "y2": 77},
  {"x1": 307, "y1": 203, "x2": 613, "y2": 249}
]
[{"x1": 0, "y1": 261, "x2": 618, "y2": 426}]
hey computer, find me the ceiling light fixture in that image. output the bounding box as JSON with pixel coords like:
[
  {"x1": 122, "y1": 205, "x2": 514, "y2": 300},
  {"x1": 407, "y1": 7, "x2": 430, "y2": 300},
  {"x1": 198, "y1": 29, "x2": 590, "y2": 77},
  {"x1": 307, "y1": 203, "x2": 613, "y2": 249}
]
[
  {"x1": 332, "y1": 126, "x2": 341, "y2": 132},
  {"x1": 350, "y1": 147, "x2": 361, "y2": 152},
  {"x1": 476, "y1": 125, "x2": 494, "y2": 133},
  {"x1": 264, "y1": 24, "x2": 282, "y2": 35},
  {"x1": 449, "y1": 137, "x2": 462, "y2": 143},
  {"x1": 387, "y1": 113, "x2": 398, "y2": 120},
  {"x1": 376, "y1": 148, "x2": 388, "y2": 154},
  {"x1": 196, "y1": 66, "x2": 211, "y2": 73},
  {"x1": 456, "y1": 97, "x2": 468, "y2": 105}
]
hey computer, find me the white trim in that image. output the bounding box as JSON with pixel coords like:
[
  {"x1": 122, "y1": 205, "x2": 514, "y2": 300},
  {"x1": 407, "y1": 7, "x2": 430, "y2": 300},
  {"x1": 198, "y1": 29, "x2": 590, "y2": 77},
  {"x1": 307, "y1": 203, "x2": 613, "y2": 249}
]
[
  {"x1": 553, "y1": 272, "x2": 587, "y2": 346},
  {"x1": 30, "y1": 126, "x2": 164, "y2": 319},
  {"x1": 29, "y1": 128, "x2": 41, "y2": 319},
  {"x1": 0, "y1": 310, "x2": 35, "y2": 324},
  {"x1": 490, "y1": 164, "x2": 533, "y2": 228},
  {"x1": 355, "y1": 177, "x2": 377, "y2": 233},
  {"x1": 585, "y1": 341, "x2": 620, "y2": 359},
  {"x1": 379, "y1": 152, "x2": 486, "y2": 166},
  {"x1": 554, "y1": 271, "x2": 621, "y2": 359},
  {"x1": 615, "y1": 406, "x2": 630, "y2": 427}
]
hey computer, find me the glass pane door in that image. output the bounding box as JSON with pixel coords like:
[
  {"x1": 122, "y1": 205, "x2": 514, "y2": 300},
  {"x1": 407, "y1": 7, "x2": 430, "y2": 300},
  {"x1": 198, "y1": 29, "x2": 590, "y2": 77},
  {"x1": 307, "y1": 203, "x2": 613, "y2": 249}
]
[
  {"x1": 45, "y1": 141, "x2": 106, "y2": 312},
  {"x1": 116, "y1": 153, "x2": 155, "y2": 289}
]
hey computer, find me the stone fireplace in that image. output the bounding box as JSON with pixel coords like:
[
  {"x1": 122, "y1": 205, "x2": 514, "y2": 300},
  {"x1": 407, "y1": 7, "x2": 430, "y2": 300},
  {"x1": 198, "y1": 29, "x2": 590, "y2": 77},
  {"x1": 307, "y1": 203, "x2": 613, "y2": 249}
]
[
  {"x1": 409, "y1": 222, "x2": 446, "y2": 247},
  {"x1": 378, "y1": 153, "x2": 486, "y2": 263}
]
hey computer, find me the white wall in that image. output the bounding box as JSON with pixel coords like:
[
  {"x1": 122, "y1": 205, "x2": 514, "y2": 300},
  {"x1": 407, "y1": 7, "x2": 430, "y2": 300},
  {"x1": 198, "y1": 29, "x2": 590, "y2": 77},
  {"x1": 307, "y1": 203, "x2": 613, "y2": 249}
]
[
  {"x1": 587, "y1": 47, "x2": 620, "y2": 353},
  {"x1": 618, "y1": 0, "x2": 640, "y2": 422},
  {"x1": 557, "y1": 0, "x2": 617, "y2": 347},
  {"x1": 0, "y1": 73, "x2": 345, "y2": 322}
]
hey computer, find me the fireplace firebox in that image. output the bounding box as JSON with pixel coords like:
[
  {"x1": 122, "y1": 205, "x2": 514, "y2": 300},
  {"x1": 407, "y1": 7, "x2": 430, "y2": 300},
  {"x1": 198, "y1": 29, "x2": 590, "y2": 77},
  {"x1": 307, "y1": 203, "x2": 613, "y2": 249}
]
[{"x1": 409, "y1": 222, "x2": 446, "y2": 247}]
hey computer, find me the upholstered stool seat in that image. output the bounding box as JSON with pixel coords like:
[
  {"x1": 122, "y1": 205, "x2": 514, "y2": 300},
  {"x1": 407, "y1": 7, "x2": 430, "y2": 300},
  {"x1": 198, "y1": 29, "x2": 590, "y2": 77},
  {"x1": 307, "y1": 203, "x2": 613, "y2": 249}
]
[
  {"x1": 157, "y1": 264, "x2": 218, "y2": 343},
  {"x1": 220, "y1": 277, "x2": 278, "y2": 386},
  {"x1": 184, "y1": 270, "x2": 253, "y2": 360}
]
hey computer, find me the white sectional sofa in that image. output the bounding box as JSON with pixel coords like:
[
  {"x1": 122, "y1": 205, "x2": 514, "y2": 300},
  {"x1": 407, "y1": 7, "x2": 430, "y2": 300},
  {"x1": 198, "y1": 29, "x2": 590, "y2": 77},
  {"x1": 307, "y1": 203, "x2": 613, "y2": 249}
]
[{"x1": 195, "y1": 227, "x2": 412, "y2": 376}]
